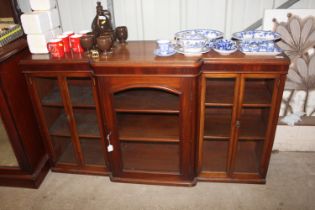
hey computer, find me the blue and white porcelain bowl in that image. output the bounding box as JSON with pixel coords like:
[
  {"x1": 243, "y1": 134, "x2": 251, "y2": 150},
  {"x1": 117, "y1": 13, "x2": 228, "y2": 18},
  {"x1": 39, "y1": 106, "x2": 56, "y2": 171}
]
[
  {"x1": 174, "y1": 29, "x2": 223, "y2": 53},
  {"x1": 176, "y1": 33, "x2": 207, "y2": 53},
  {"x1": 239, "y1": 40, "x2": 282, "y2": 54},
  {"x1": 212, "y1": 39, "x2": 237, "y2": 55},
  {"x1": 232, "y1": 30, "x2": 281, "y2": 42}
]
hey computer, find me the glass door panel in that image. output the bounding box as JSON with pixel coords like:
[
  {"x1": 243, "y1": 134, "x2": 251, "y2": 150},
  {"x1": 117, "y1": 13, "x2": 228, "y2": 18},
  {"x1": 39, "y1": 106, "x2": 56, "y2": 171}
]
[
  {"x1": 73, "y1": 109, "x2": 100, "y2": 138},
  {"x1": 205, "y1": 78, "x2": 235, "y2": 105},
  {"x1": 117, "y1": 113, "x2": 180, "y2": 142},
  {"x1": 113, "y1": 88, "x2": 181, "y2": 174},
  {"x1": 204, "y1": 107, "x2": 233, "y2": 139},
  {"x1": 34, "y1": 77, "x2": 62, "y2": 106},
  {"x1": 239, "y1": 108, "x2": 270, "y2": 140},
  {"x1": 80, "y1": 138, "x2": 105, "y2": 166},
  {"x1": 33, "y1": 77, "x2": 78, "y2": 165},
  {"x1": 114, "y1": 88, "x2": 179, "y2": 112},
  {"x1": 0, "y1": 116, "x2": 18, "y2": 167},
  {"x1": 67, "y1": 78, "x2": 95, "y2": 107},
  {"x1": 52, "y1": 136, "x2": 77, "y2": 164},
  {"x1": 201, "y1": 77, "x2": 237, "y2": 174},
  {"x1": 202, "y1": 107, "x2": 232, "y2": 172},
  {"x1": 202, "y1": 140, "x2": 229, "y2": 172},
  {"x1": 121, "y1": 142, "x2": 180, "y2": 173},
  {"x1": 234, "y1": 141, "x2": 264, "y2": 173},
  {"x1": 67, "y1": 78, "x2": 106, "y2": 167},
  {"x1": 234, "y1": 108, "x2": 270, "y2": 173},
  {"x1": 234, "y1": 77, "x2": 275, "y2": 174},
  {"x1": 243, "y1": 78, "x2": 275, "y2": 106},
  {"x1": 43, "y1": 107, "x2": 70, "y2": 136}
]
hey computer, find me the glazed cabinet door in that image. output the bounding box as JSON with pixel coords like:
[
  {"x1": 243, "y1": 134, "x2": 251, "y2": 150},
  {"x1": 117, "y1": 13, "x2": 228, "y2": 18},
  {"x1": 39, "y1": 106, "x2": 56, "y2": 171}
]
[
  {"x1": 197, "y1": 74, "x2": 239, "y2": 179},
  {"x1": 99, "y1": 76, "x2": 196, "y2": 186},
  {"x1": 198, "y1": 73, "x2": 283, "y2": 182},
  {"x1": 231, "y1": 74, "x2": 281, "y2": 180},
  {"x1": 27, "y1": 74, "x2": 109, "y2": 175}
]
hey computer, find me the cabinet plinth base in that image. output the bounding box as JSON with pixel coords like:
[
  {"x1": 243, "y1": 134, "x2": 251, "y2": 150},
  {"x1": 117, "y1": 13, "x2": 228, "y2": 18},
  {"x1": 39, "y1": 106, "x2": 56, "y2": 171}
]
[
  {"x1": 110, "y1": 175, "x2": 197, "y2": 187},
  {"x1": 197, "y1": 176, "x2": 266, "y2": 184},
  {"x1": 51, "y1": 166, "x2": 111, "y2": 176},
  {"x1": 0, "y1": 155, "x2": 50, "y2": 188}
]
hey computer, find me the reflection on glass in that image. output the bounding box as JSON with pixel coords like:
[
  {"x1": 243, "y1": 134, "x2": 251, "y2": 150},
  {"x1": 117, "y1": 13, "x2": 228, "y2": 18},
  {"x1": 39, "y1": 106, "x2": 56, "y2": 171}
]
[{"x1": 0, "y1": 116, "x2": 18, "y2": 167}]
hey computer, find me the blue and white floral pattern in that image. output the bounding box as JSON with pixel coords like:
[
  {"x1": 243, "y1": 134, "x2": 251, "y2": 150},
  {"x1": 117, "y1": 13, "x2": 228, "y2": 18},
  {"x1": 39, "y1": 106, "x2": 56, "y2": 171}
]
[
  {"x1": 176, "y1": 33, "x2": 207, "y2": 52},
  {"x1": 175, "y1": 29, "x2": 223, "y2": 40},
  {"x1": 212, "y1": 39, "x2": 237, "y2": 55},
  {"x1": 232, "y1": 30, "x2": 281, "y2": 41},
  {"x1": 175, "y1": 29, "x2": 223, "y2": 53},
  {"x1": 239, "y1": 40, "x2": 282, "y2": 55}
]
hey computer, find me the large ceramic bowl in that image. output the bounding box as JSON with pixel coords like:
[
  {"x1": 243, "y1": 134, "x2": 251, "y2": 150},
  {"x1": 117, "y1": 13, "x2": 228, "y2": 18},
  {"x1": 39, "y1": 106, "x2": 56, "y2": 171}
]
[
  {"x1": 175, "y1": 29, "x2": 223, "y2": 53},
  {"x1": 175, "y1": 29, "x2": 223, "y2": 41},
  {"x1": 232, "y1": 30, "x2": 281, "y2": 41},
  {"x1": 175, "y1": 33, "x2": 207, "y2": 53}
]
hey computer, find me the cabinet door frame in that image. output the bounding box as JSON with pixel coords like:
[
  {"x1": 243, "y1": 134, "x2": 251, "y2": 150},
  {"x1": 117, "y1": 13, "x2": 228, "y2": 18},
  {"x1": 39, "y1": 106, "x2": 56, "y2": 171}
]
[
  {"x1": 197, "y1": 73, "x2": 240, "y2": 179},
  {"x1": 98, "y1": 75, "x2": 197, "y2": 185},
  {"x1": 230, "y1": 73, "x2": 282, "y2": 179},
  {"x1": 198, "y1": 73, "x2": 284, "y2": 182},
  {"x1": 26, "y1": 72, "x2": 110, "y2": 174}
]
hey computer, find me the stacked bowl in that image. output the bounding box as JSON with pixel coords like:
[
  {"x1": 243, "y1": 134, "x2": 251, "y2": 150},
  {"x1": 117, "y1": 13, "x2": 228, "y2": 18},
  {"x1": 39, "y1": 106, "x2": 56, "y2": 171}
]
[
  {"x1": 232, "y1": 30, "x2": 282, "y2": 55},
  {"x1": 174, "y1": 29, "x2": 223, "y2": 55}
]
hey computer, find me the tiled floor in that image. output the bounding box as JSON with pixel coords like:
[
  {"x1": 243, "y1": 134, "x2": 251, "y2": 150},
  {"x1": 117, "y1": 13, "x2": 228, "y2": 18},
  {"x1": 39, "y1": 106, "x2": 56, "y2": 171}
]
[{"x1": 0, "y1": 152, "x2": 314, "y2": 210}]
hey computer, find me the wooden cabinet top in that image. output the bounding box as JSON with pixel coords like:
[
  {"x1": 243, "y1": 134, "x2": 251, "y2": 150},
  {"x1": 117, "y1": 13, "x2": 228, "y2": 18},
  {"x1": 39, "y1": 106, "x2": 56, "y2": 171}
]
[
  {"x1": 20, "y1": 41, "x2": 290, "y2": 74},
  {"x1": 0, "y1": 38, "x2": 27, "y2": 63}
]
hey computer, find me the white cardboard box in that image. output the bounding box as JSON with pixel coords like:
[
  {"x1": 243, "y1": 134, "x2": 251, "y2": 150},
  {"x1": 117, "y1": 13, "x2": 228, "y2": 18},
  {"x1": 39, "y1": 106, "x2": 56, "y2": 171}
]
[
  {"x1": 21, "y1": 9, "x2": 60, "y2": 34},
  {"x1": 27, "y1": 27, "x2": 62, "y2": 54},
  {"x1": 30, "y1": 0, "x2": 56, "y2": 11}
]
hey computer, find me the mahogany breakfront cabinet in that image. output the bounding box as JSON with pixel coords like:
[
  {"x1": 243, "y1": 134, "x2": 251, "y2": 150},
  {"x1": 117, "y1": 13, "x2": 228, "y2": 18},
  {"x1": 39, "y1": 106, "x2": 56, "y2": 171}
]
[{"x1": 20, "y1": 41, "x2": 289, "y2": 186}]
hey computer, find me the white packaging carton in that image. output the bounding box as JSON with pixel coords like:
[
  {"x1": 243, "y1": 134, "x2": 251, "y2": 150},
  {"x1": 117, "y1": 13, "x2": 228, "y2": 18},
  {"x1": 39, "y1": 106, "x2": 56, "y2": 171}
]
[
  {"x1": 21, "y1": 9, "x2": 60, "y2": 34},
  {"x1": 27, "y1": 27, "x2": 62, "y2": 54},
  {"x1": 30, "y1": 0, "x2": 56, "y2": 11}
]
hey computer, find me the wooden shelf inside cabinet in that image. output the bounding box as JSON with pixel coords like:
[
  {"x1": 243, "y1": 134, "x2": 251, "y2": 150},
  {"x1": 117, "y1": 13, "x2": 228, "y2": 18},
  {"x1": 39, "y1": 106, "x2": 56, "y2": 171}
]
[
  {"x1": 117, "y1": 113, "x2": 180, "y2": 142},
  {"x1": 49, "y1": 111, "x2": 100, "y2": 138},
  {"x1": 80, "y1": 138, "x2": 106, "y2": 166},
  {"x1": 114, "y1": 89, "x2": 179, "y2": 113},
  {"x1": 205, "y1": 78, "x2": 235, "y2": 106},
  {"x1": 42, "y1": 85, "x2": 95, "y2": 108},
  {"x1": 49, "y1": 112, "x2": 70, "y2": 137},
  {"x1": 243, "y1": 80, "x2": 273, "y2": 106},
  {"x1": 203, "y1": 109, "x2": 232, "y2": 140},
  {"x1": 41, "y1": 85, "x2": 62, "y2": 107},
  {"x1": 238, "y1": 115, "x2": 267, "y2": 140},
  {"x1": 53, "y1": 136, "x2": 77, "y2": 165},
  {"x1": 121, "y1": 141, "x2": 180, "y2": 173},
  {"x1": 234, "y1": 141, "x2": 263, "y2": 173},
  {"x1": 202, "y1": 140, "x2": 229, "y2": 172}
]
